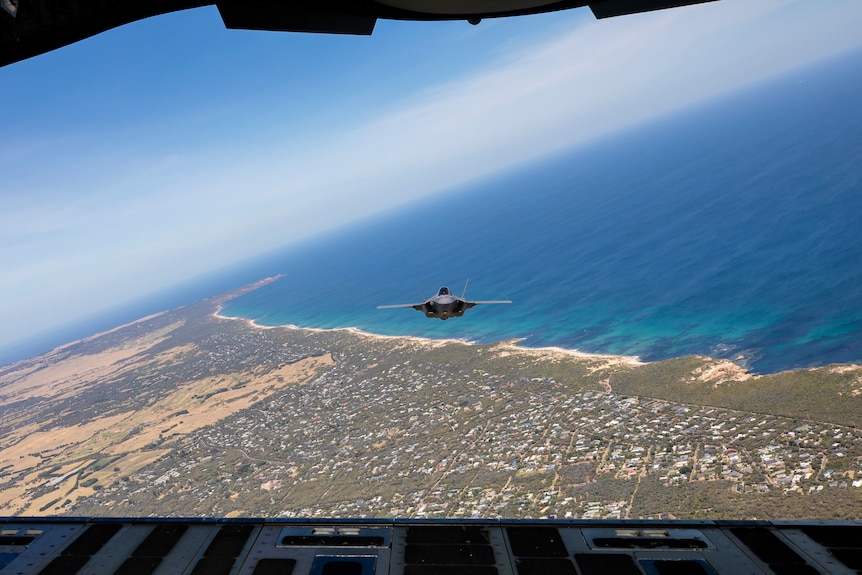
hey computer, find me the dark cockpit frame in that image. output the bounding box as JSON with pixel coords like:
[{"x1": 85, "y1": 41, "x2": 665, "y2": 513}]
[{"x1": 1, "y1": 0, "x2": 717, "y2": 67}]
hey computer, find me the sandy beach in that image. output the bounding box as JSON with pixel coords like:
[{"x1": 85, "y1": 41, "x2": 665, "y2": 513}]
[{"x1": 213, "y1": 304, "x2": 645, "y2": 366}]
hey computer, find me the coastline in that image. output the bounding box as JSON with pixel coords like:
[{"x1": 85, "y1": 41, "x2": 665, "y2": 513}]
[
  {"x1": 212, "y1": 278, "x2": 862, "y2": 381},
  {"x1": 211, "y1": 276, "x2": 651, "y2": 366},
  {"x1": 12, "y1": 275, "x2": 859, "y2": 379},
  {"x1": 213, "y1": 306, "x2": 646, "y2": 368},
  {"x1": 211, "y1": 278, "x2": 764, "y2": 379},
  {"x1": 207, "y1": 278, "x2": 780, "y2": 382},
  {"x1": 210, "y1": 275, "x2": 656, "y2": 370},
  {"x1": 216, "y1": 306, "x2": 762, "y2": 384},
  {"x1": 215, "y1": 308, "x2": 479, "y2": 349}
]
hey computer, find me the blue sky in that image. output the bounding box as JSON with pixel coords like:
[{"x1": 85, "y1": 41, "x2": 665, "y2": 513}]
[{"x1": 2, "y1": 0, "x2": 862, "y2": 355}]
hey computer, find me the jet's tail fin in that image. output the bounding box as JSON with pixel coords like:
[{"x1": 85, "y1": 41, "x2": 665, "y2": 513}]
[
  {"x1": 461, "y1": 279, "x2": 469, "y2": 300},
  {"x1": 417, "y1": 283, "x2": 426, "y2": 302}
]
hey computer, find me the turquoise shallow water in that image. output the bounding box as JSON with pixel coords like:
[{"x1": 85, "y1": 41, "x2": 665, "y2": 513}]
[{"x1": 221, "y1": 50, "x2": 862, "y2": 374}]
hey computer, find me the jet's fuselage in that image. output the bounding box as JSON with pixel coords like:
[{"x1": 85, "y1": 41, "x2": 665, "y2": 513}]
[
  {"x1": 377, "y1": 283, "x2": 510, "y2": 319},
  {"x1": 423, "y1": 293, "x2": 465, "y2": 319}
]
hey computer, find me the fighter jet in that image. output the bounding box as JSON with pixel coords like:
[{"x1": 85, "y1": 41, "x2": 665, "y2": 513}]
[{"x1": 378, "y1": 282, "x2": 511, "y2": 320}]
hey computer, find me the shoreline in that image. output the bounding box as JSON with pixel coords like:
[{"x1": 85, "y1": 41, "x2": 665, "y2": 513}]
[
  {"x1": 212, "y1": 276, "x2": 649, "y2": 365},
  {"x1": 11, "y1": 275, "x2": 859, "y2": 378},
  {"x1": 210, "y1": 279, "x2": 817, "y2": 378},
  {"x1": 213, "y1": 307, "x2": 645, "y2": 367},
  {"x1": 210, "y1": 299, "x2": 860, "y2": 379},
  {"x1": 212, "y1": 277, "x2": 645, "y2": 365},
  {"x1": 214, "y1": 308, "x2": 478, "y2": 349}
]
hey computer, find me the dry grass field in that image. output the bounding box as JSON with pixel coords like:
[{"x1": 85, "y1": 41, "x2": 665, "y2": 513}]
[{"x1": 0, "y1": 314, "x2": 332, "y2": 515}]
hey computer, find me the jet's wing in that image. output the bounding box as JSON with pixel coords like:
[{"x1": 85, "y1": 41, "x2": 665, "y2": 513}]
[
  {"x1": 377, "y1": 303, "x2": 424, "y2": 311},
  {"x1": 463, "y1": 300, "x2": 512, "y2": 309}
]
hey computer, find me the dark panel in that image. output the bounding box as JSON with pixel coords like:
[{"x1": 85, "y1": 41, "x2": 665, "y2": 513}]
[
  {"x1": 730, "y1": 527, "x2": 806, "y2": 566},
  {"x1": 768, "y1": 566, "x2": 822, "y2": 575},
  {"x1": 575, "y1": 553, "x2": 642, "y2": 575},
  {"x1": 0, "y1": 536, "x2": 34, "y2": 545},
  {"x1": 515, "y1": 557, "x2": 577, "y2": 575},
  {"x1": 830, "y1": 548, "x2": 862, "y2": 570},
  {"x1": 404, "y1": 526, "x2": 497, "y2": 574},
  {"x1": 132, "y1": 524, "x2": 188, "y2": 557},
  {"x1": 589, "y1": 0, "x2": 717, "y2": 18},
  {"x1": 113, "y1": 556, "x2": 163, "y2": 575},
  {"x1": 404, "y1": 567, "x2": 498, "y2": 575},
  {"x1": 204, "y1": 524, "x2": 255, "y2": 557},
  {"x1": 506, "y1": 527, "x2": 568, "y2": 557},
  {"x1": 35, "y1": 555, "x2": 92, "y2": 575},
  {"x1": 802, "y1": 526, "x2": 862, "y2": 549},
  {"x1": 651, "y1": 560, "x2": 711, "y2": 575},
  {"x1": 405, "y1": 543, "x2": 496, "y2": 565},
  {"x1": 62, "y1": 523, "x2": 123, "y2": 556},
  {"x1": 252, "y1": 558, "x2": 297, "y2": 575},
  {"x1": 800, "y1": 526, "x2": 862, "y2": 571},
  {"x1": 0, "y1": 553, "x2": 19, "y2": 571},
  {"x1": 321, "y1": 560, "x2": 364, "y2": 575},
  {"x1": 216, "y1": 0, "x2": 375, "y2": 34},
  {"x1": 191, "y1": 556, "x2": 235, "y2": 575}
]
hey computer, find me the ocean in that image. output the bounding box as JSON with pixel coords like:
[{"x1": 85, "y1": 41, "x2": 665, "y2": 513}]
[{"x1": 165, "y1": 50, "x2": 862, "y2": 374}]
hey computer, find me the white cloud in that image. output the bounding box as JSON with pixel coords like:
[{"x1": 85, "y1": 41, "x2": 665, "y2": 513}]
[{"x1": 236, "y1": 0, "x2": 862, "y2": 226}]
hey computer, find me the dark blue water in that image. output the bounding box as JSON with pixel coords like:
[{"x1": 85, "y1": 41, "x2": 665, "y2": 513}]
[{"x1": 221, "y1": 50, "x2": 862, "y2": 374}]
